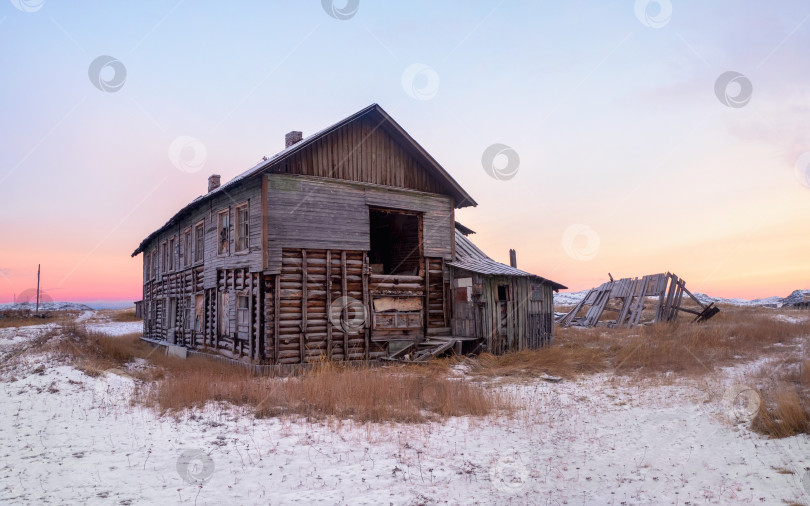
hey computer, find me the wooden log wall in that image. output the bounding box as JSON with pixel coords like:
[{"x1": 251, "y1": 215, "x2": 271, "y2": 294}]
[{"x1": 272, "y1": 248, "x2": 386, "y2": 365}]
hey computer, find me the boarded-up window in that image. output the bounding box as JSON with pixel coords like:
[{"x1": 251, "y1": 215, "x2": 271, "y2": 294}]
[
  {"x1": 194, "y1": 221, "x2": 205, "y2": 263},
  {"x1": 194, "y1": 295, "x2": 204, "y2": 332},
  {"x1": 235, "y1": 202, "x2": 249, "y2": 252},
  {"x1": 217, "y1": 210, "x2": 230, "y2": 256},
  {"x1": 218, "y1": 292, "x2": 230, "y2": 335},
  {"x1": 150, "y1": 250, "x2": 157, "y2": 279}
]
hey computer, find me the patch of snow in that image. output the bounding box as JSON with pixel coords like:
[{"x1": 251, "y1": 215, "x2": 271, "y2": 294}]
[
  {"x1": 0, "y1": 336, "x2": 808, "y2": 504},
  {"x1": 86, "y1": 321, "x2": 143, "y2": 336}
]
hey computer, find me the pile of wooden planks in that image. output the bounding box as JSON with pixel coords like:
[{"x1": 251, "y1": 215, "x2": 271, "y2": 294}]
[{"x1": 558, "y1": 272, "x2": 719, "y2": 328}]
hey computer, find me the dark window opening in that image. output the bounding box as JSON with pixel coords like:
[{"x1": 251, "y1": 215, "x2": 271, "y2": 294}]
[
  {"x1": 497, "y1": 285, "x2": 510, "y2": 301},
  {"x1": 369, "y1": 208, "x2": 421, "y2": 275}
]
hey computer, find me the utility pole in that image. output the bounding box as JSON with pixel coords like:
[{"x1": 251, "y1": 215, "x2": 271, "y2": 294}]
[{"x1": 36, "y1": 264, "x2": 40, "y2": 314}]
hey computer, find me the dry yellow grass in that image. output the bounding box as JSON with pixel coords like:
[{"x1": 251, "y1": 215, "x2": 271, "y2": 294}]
[
  {"x1": 103, "y1": 308, "x2": 141, "y2": 323},
  {"x1": 44, "y1": 307, "x2": 810, "y2": 433},
  {"x1": 53, "y1": 324, "x2": 511, "y2": 423},
  {"x1": 0, "y1": 309, "x2": 82, "y2": 329},
  {"x1": 752, "y1": 359, "x2": 810, "y2": 438},
  {"x1": 470, "y1": 309, "x2": 810, "y2": 380}
]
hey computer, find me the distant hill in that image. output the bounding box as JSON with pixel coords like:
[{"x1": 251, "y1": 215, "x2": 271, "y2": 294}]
[
  {"x1": 0, "y1": 302, "x2": 93, "y2": 311},
  {"x1": 555, "y1": 288, "x2": 809, "y2": 308}
]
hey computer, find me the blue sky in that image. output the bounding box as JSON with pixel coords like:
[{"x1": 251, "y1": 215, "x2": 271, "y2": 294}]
[{"x1": 1, "y1": 0, "x2": 809, "y2": 302}]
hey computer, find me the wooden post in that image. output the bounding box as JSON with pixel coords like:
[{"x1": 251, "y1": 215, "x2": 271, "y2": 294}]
[
  {"x1": 248, "y1": 272, "x2": 254, "y2": 362},
  {"x1": 326, "y1": 250, "x2": 333, "y2": 361},
  {"x1": 362, "y1": 252, "x2": 369, "y2": 361},
  {"x1": 274, "y1": 274, "x2": 280, "y2": 364},
  {"x1": 424, "y1": 257, "x2": 429, "y2": 338},
  {"x1": 341, "y1": 251, "x2": 348, "y2": 360},
  {"x1": 301, "y1": 249, "x2": 307, "y2": 364},
  {"x1": 35, "y1": 264, "x2": 40, "y2": 314}
]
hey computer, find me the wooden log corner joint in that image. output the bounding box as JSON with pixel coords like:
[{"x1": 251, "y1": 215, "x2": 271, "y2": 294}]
[
  {"x1": 130, "y1": 104, "x2": 567, "y2": 368},
  {"x1": 557, "y1": 272, "x2": 720, "y2": 329}
]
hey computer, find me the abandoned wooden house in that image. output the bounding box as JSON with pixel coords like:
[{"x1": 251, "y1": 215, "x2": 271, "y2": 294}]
[{"x1": 131, "y1": 104, "x2": 566, "y2": 365}]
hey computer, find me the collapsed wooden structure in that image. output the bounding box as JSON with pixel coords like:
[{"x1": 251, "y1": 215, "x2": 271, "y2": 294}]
[
  {"x1": 557, "y1": 272, "x2": 719, "y2": 328},
  {"x1": 132, "y1": 104, "x2": 566, "y2": 366}
]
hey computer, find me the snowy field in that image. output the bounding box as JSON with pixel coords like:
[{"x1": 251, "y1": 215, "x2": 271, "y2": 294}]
[{"x1": 1, "y1": 317, "x2": 809, "y2": 505}]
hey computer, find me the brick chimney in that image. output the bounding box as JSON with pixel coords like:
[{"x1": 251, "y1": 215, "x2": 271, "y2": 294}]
[
  {"x1": 208, "y1": 174, "x2": 221, "y2": 193},
  {"x1": 285, "y1": 131, "x2": 303, "y2": 148}
]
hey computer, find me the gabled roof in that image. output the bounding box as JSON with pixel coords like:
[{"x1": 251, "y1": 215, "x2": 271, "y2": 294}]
[
  {"x1": 132, "y1": 103, "x2": 477, "y2": 256},
  {"x1": 449, "y1": 230, "x2": 567, "y2": 291}
]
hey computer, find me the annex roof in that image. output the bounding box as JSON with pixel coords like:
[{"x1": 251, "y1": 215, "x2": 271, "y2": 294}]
[{"x1": 449, "y1": 230, "x2": 567, "y2": 291}]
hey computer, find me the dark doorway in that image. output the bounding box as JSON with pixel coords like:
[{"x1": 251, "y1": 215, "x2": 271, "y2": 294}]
[{"x1": 369, "y1": 208, "x2": 421, "y2": 275}]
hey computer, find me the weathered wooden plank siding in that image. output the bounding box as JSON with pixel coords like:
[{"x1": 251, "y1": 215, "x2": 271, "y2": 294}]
[
  {"x1": 449, "y1": 268, "x2": 555, "y2": 353},
  {"x1": 274, "y1": 115, "x2": 449, "y2": 196},
  {"x1": 266, "y1": 174, "x2": 454, "y2": 273}
]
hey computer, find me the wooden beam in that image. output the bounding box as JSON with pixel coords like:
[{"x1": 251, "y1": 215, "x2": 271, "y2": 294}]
[
  {"x1": 341, "y1": 250, "x2": 348, "y2": 360},
  {"x1": 301, "y1": 249, "x2": 307, "y2": 364},
  {"x1": 362, "y1": 251, "x2": 370, "y2": 361},
  {"x1": 248, "y1": 271, "x2": 254, "y2": 361},
  {"x1": 326, "y1": 250, "x2": 333, "y2": 361},
  {"x1": 274, "y1": 274, "x2": 280, "y2": 364}
]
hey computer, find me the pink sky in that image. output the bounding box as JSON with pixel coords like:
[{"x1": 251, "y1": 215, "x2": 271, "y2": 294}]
[{"x1": 1, "y1": 1, "x2": 808, "y2": 303}]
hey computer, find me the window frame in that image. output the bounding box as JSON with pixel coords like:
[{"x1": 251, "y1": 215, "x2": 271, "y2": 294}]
[
  {"x1": 194, "y1": 220, "x2": 205, "y2": 264},
  {"x1": 182, "y1": 227, "x2": 192, "y2": 268},
  {"x1": 168, "y1": 236, "x2": 176, "y2": 272},
  {"x1": 234, "y1": 201, "x2": 250, "y2": 253},
  {"x1": 217, "y1": 209, "x2": 230, "y2": 257},
  {"x1": 237, "y1": 294, "x2": 250, "y2": 326},
  {"x1": 160, "y1": 241, "x2": 168, "y2": 276}
]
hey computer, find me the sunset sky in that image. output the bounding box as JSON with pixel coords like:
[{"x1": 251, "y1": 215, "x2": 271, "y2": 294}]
[{"x1": 1, "y1": 0, "x2": 808, "y2": 304}]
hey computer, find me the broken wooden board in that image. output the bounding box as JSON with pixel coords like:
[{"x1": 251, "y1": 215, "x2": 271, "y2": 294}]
[{"x1": 558, "y1": 272, "x2": 718, "y2": 328}]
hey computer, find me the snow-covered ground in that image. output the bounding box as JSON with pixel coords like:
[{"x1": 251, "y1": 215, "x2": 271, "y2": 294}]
[{"x1": 1, "y1": 322, "x2": 809, "y2": 505}]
